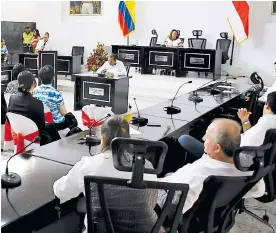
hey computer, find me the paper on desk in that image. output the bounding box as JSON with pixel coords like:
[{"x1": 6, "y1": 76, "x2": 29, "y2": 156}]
[{"x1": 130, "y1": 126, "x2": 141, "y2": 135}]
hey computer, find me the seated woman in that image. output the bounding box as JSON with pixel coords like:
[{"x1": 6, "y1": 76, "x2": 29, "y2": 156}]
[
  {"x1": 53, "y1": 115, "x2": 158, "y2": 233},
  {"x1": 1, "y1": 39, "x2": 9, "y2": 63},
  {"x1": 8, "y1": 70, "x2": 61, "y2": 145},
  {"x1": 165, "y1": 29, "x2": 182, "y2": 47},
  {"x1": 5, "y1": 63, "x2": 25, "y2": 95}
]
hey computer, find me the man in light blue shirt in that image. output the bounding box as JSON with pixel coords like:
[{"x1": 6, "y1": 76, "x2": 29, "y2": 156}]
[{"x1": 33, "y1": 65, "x2": 78, "y2": 131}]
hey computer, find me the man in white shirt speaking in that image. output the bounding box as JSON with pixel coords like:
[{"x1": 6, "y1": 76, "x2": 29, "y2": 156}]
[
  {"x1": 158, "y1": 118, "x2": 265, "y2": 214},
  {"x1": 35, "y1": 32, "x2": 51, "y2": 54},
  {"x1": 96, "y1": 54, "x2": 127, "y2": 77}
]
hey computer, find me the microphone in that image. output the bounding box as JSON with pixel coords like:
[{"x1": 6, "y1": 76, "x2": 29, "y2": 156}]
[
  {"x1": 188, "y1": 80, "x2": 215, "y2": 104},
  {"x1": 164, "y1": 81, "x2": 192, "y2": 114},
  {"x1": 2, "y1": 136, "x2": 41, "y2": 188},
  {"x1": 85, "y1": 114, "x2": 112, "y2": 154},
  {"x1": 131, "y1": 98, "x2": 148, "y2": 127}
]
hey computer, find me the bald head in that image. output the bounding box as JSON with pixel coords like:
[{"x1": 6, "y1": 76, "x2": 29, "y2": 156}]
[{"x1": 204, "y1": 119, "x2": 241, "y2": 159}]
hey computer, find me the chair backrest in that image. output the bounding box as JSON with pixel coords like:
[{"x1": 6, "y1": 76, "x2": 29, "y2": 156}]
[
  {"x1": 4, "y1": 93, "x2": 12, "y2": 108},
  {"x1": 150, "y1": 37, "x2": 158, "y2": 47},
  {"x1": 84, "y1": 176, "x2": 189, "y2": 233},
  {"x1": 6, "y1": 112, "x2": 40, "y2": 153},
  {"x1": 181, "y1": 143, "x2": 272, "y2": 233},
  {"x1": 43, "y1": 103, "x2": 54, "y2": 123},
  {"x1": 256, "y1": 128, "x2": 276, "y2": 203},
  {"x1": 71, "y1": 46, "x2": 84, "y2": 64},
  {"x1": 82, "y1": 105, "x2": 113, "y2": 128},
  {"x1": 188, "y1": 38, "x2": 206, "y2": 49},
  {"x1": 216, "y1": 39, "x2": 231, "y2": 64},
  {"x1": 247, "y1": 89, "x2": 260, "y2": 126}
]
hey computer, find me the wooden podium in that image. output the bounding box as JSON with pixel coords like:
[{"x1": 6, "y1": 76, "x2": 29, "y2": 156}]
[
  {"x1": 38, "y1": 51, "x2": 58, "y2": 88},
  {"x1": 74, "y1": 72, "x2": 130, "y2": 114}
]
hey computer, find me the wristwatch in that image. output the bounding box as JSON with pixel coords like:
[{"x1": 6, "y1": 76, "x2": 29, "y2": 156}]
[{"x1": 242, "y1": 121, "x2": 250, "y2": 125}]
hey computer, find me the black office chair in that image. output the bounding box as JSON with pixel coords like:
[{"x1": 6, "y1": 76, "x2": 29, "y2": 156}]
[
  {"x1": 71, "y1": 46, "x2": 84, "y2": 65},
  {"x1": 188, "y1": 30, "x2": 206, "y2": 49},
  {"x1": 219, "y1": 88, "x2": 261, "y2": 126},
  {"x1": 149, "y1": 29, "x2": 158, "y2": 47},
  {"x1": 84, "y1": 138, "x2": 189, "y2": 233},
  {"x1": 237, "y1": 128, "x2": 276, "y2": 233},
  {"x1": 216, "y1": 32, "x2": 231, "y2": 64},
  {"x1": 180, "y1": 142, "x2": 273, "y2": 233}
]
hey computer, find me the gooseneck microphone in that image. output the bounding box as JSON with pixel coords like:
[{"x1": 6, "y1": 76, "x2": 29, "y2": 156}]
[
  {"x1": 131, "y1": 98, "x2": 148, "y2": 127},
  {"x1": 164, "y1": 81, "x2": 193, "y2": 114},
  {"x1": 2, "y1": 136, "x2": 41, "y2": 188},
  {"x1": 188, "y1": 80, "x2": 215, "y2": 104},
  {"x1": 85, "y1": 114, "x2": 112, "y2": 154}
]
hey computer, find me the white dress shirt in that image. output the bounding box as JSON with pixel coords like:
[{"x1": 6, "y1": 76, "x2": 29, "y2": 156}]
[
  {"x1": 53, "y1": 150, "x2": 157, "y2": 233},
  {"x1": 241, "y1": 114, "x2": 276, "y2": 147},
  {"x1": 96, "y1": 60, "x2": 127, "y2": 76},
  {"x1": 165, "y1": 37, "x2": 182, "y2": 47},
  {"x1": 35, "y1": 39, "x2": 51, "y2": 51},
  {"x1": 259, "y1": 80, "x2": 276, "y2": 102},
  {"x1": 158, "y1": 154, "x2": 265, "y2": 214}
]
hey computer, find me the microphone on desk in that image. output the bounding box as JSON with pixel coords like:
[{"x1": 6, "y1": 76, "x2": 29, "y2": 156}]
[
  {"x1": 188, "y1": 80, "x2": 215, "y2": 104},
  {"x1": 1, "y1": 136, "x2": 41, "y2": 188},
  {"x1": 131, "y1": 98, "x2": 148, "y2": 127},
  {"x1": 163, "y1": 81, "x2": 192, "y2": 114},
  {"x1": 83, "y1": 114, "x2": 112, "y2": 153}
]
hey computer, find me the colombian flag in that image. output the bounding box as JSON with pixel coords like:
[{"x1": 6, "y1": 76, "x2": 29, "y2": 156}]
[{"x1": 118, "y1": 1, "x2": 136, "y2": 37}]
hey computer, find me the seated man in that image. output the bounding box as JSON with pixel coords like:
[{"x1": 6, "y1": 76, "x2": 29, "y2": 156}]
[
  {"x1": 5, "y1": 63, "x2": 25, "y2": 95},
  {"x1": 238, "y1": 91, "x2": 276, "y2": 147},
  {"x1": 53, "y1": 115, "x2": 157, "y2": 233},
  {"x1": 158, "y1": 119, "x2": 265, "y2": 214},
  {"x1": 33, "y1": 65, "x2": 78, "y2": 131},
  {"x1": 96, "y1": 54, "x2": 127, "y2": 77},
  {"x1": 178, "y1": 91, "x2": 276, "y2": 159},
  {"x1": 8, "y1": 70, "x2": 60, "y2": 145}
]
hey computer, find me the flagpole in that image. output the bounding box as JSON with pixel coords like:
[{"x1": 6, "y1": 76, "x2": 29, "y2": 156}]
[
  {"x1": 127, "y1": 35, "x2": 129, "y2": 45},
  {"x1": 230, "y1": 36, "x2": 235, "y2": 66}
]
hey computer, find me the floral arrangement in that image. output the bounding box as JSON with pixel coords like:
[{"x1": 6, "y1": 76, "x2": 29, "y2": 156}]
[{"x1": 86, "y1": 43, "x2": 108, "y2": 72}]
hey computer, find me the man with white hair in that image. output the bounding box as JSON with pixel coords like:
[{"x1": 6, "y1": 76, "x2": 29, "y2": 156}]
[{"x1": 158, "y1": 119, "x2": 265, "y2": 214}]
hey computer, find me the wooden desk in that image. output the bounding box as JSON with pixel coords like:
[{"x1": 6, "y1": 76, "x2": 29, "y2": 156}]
[
  {"x1": 18, "y1": 53, "x2": 82, "y2": 76},
  {"x1": 1, "y1": 64, "x2": 14, "y2": 92},
  {"x1": 1, "y1": 156, "x2": 72, "y2": 233},
  {"x1": 74, "y1": 72, "x2": 130, "y2": 114},
  {"x1": 111, "y1": 45, "x2": 222, "y2": 80}
]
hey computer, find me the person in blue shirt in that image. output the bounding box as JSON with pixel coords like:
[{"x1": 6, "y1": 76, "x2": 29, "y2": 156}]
[
  {"x1": 1, "y1": 39, "x2": 8, "y2": 63},
  {"x1": 33, "y1": 65, "x2": 78, "y2": 131}
]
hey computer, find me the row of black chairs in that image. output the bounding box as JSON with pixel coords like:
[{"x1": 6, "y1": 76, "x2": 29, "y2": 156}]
[
  {"x1": 150, "y1": 30, "x2": 231, "y2": 64},
  {"x1": 81, "y1": 128, "x2": 276, "y2": 233}
]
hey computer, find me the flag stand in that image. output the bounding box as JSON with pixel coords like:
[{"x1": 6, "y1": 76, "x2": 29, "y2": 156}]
[
  {"x1": 230, "y1": 36, "x2": 235, "y2": 66},
  {"x1": 127, "y1": 35, "x2": 130, "y2": 45}
]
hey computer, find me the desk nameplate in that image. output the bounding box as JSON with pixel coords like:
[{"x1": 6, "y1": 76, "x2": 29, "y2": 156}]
[
  {"x1": 83, "y1": 81, "x2": 111, "y2": 103},
  {"x1": 184, "y1": 53, "x2": 211, "y2": 69},
  {"x1": 118, "y1": 49, "x2": 140, "y2": 64},
  {"x1": 149, "y1": 51, "x2": 174, "y2": 67}
]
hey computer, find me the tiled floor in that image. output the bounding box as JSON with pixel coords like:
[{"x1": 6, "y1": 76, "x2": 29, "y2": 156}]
[{"x1": 2, "y1": 70, "x2": 275, "y2": 232}]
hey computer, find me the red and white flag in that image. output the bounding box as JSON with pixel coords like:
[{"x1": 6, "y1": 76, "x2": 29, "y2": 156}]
[{"x1": 227, "y1": 1, "x2": 249, "y2": 45}]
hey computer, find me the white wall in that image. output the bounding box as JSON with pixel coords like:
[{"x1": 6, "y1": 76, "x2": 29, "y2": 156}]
[
  {"x1": 35, "y1": 1, "x2": 126, "y2": 59},
  {"x1": 1, "y1": 1, "x2": 275, "y2": 84},
  {"x1": 1, "y1": 0, "x2": 37, "y2": 22}
]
